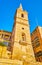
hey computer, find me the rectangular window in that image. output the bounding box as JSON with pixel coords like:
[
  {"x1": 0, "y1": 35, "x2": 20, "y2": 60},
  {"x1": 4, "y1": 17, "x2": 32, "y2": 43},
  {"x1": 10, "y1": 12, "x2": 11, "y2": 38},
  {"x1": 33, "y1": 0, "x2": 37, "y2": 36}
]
[
  {"x1": 32, "y1": 36, "x2": 40, "y2": 48},
  {"x1": 35, "y1": 51, "x2": 42, "y2": 57}
]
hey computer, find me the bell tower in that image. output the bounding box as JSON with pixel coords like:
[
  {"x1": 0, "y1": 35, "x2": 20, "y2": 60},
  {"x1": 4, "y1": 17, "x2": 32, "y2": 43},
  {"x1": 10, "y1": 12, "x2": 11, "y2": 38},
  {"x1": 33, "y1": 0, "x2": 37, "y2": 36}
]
[{"x1": 11, "y1": 4, "x2": 35, "y2": 62}]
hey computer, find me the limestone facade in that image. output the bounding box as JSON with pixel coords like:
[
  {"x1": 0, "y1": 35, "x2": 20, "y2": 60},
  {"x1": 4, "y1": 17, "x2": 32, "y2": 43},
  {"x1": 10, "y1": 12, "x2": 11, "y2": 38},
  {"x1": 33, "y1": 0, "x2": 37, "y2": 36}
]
[{"x1": 0, "y1": 4, "x2": 42, "y2": 65}]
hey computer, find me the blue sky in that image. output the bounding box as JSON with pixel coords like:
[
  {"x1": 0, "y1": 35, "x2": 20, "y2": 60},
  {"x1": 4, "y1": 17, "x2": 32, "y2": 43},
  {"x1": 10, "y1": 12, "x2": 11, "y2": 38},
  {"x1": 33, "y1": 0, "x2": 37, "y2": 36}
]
[{"x1": 0, "y1": 0, "x2": 42, "y2": 33}]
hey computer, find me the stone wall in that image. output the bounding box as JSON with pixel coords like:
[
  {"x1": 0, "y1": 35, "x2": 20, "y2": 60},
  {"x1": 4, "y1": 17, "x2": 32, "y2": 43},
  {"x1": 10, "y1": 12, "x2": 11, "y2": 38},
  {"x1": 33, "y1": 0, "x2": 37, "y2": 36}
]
[
  {"x1": 0, "y1": 58, "x2": 42, "y2": 65},
  {"x1": 0, "y1": 59, "x2": 23, "y2": 65}
]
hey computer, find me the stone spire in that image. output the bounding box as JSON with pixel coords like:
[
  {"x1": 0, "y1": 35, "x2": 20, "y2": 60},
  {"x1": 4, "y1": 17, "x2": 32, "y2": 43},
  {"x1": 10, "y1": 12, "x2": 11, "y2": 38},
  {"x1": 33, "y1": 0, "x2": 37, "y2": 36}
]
[{"x1": 19, "y1": 3, "x2": 23, "y2": 10}]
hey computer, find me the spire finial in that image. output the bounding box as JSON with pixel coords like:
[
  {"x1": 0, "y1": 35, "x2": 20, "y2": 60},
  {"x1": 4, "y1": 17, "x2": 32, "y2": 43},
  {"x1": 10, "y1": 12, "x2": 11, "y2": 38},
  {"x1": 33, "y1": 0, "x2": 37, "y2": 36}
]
[{"x1": 19, "y1": 3, "x2": 23, "y2": 10}]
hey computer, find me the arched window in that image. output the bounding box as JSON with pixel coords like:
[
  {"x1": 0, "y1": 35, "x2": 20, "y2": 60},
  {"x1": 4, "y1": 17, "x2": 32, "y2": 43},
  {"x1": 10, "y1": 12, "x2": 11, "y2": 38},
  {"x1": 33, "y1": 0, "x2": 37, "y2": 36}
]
[
  {"x1": 22, "y1": 33, "x2": 26, "y2": 41},
  {"x1": 21, "y1": 14, "x2": 24, "y2": 17}
]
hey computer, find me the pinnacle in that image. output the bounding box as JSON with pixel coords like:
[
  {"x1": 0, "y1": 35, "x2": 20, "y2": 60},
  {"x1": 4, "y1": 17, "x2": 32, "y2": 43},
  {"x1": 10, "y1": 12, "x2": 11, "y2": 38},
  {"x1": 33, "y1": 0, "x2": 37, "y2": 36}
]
[{"x1": 19, "y1": 3, "x2": 23, "y2": 10}]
